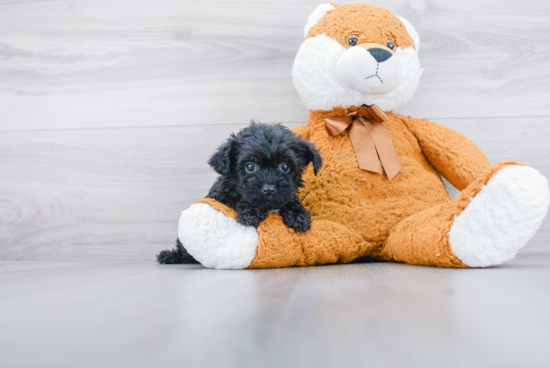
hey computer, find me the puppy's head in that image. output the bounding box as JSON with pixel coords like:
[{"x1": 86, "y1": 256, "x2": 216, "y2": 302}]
[{"x1": 209, "y1": 122, "x2": 322, "y2": 210}]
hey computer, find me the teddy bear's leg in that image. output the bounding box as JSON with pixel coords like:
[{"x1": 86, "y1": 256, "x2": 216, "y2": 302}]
[
  {"x1": 248, "y1": 213, "x2": 368, "y2": 268},
  {"x1": 177, "y1": 199, "x2": 259, "y2": 269},
  {"x1": 378, "y1": 163, "x2": 549, "y2": 267},
  {"x1": 178, "y1": 199, "x2": 368, "y2": 269}
]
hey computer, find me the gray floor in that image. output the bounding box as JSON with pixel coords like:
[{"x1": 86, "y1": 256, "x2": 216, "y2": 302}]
[{"x1": 1, "y1": 252, "x2": 550, "y2": 368}]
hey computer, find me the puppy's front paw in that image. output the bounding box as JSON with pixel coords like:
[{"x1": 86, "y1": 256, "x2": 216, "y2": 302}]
[
  {"x1": 237, "y1": 207, "x2": 268, "y2": 228},
  {"x1": 281, "y1": 206, "x2": 311, "y2": 233}
]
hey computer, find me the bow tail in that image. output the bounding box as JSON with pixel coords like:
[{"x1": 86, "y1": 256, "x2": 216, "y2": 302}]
[
  {"x1": 361, "y1": 119, "x2": 402, "y2": 180},
  {"x1": 348, "y1": 121, "x2": 383, "y2": 174}
]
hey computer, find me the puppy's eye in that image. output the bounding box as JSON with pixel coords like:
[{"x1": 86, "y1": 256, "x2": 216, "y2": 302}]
[
  {"x1": 279, "y1": 163, "x2": 290, "y2": 173},
  {"x1": 386, "y1": 40, "x2": 395, "y2": 50},
  {"x1": 245, "y1": 163, "x2": 257, "y2": 173},
  {"x1": 347, "y1": 35, "x2": 359, "y2": 47}
]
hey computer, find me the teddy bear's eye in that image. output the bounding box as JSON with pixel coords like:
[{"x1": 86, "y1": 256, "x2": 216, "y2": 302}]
[
  {"x1": 347, "y1": 35, "x2": 359, "y2": 47},
  {"x1": 386, "y1": 40, "x2": 395, "y2": 50}
]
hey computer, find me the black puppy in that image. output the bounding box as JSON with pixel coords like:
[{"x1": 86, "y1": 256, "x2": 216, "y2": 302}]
[{"x1": 157, "y1": 122, "x2": 322, "y2": 264}]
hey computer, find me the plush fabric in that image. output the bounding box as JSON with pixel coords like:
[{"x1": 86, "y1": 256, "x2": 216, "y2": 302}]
[
  {"x1": 177, "y1": 3, "x2": 549, "y2": 269},
  {"x1": 292, "y1": 12, "x2": 422, "y2": 112},
  {"x1": 305, "y1": 3, "x2": 415, "y2": 50}
]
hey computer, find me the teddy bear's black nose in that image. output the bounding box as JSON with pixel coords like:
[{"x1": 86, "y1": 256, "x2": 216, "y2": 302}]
[
  {"x1": 262, "y1": 184, "x2": 276, "y2": 195},
  {"x1": 368, "y1": 48, "x2": 393, "y2": 63}
]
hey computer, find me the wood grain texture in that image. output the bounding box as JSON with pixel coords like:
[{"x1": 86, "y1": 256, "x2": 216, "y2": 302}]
[
  {"x1": 0, "y1": 0, "x2": 550, "y2": 131},
  {"x1": 0, "y1": 116, "x2": 548, "y2": 260},
  {"x1": 0, "y1": 256, "x2": 549, "y2": 368}
]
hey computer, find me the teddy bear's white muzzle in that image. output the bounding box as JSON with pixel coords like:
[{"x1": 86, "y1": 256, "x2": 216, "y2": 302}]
[{"x1": 335, "y1": 46, "x2": 403, "y2": 95}]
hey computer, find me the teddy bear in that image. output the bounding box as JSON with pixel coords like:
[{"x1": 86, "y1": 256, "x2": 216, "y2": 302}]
[{"x1": 177, "y1": 3, "x2": 549, "y2": 269}]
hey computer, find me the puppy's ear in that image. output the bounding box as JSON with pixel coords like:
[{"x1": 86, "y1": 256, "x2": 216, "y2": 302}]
[
  {"x1": 208, "y1": 136, "x2": 236, "y2": 175},
  {"x1": 295, "y1": 140, "x2": 323, "y2": 175}
]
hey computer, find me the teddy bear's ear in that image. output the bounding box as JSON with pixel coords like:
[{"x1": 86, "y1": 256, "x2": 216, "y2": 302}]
[
  {"x1": 398, "y1": 16, "x2": 420, "y2": 52},
  {"x1": 303, "y1": 3, "x2": 336, "y2": 37}
]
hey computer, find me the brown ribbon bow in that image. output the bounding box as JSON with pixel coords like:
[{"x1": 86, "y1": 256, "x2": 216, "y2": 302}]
[{"x1": 324, "y1": 104, "x2": 402, "y2": 180}]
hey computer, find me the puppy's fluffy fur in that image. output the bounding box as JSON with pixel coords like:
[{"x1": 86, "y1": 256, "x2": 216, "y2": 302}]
[{"x1": 157, "y1": 122, "x2": 322, "y2": 264}]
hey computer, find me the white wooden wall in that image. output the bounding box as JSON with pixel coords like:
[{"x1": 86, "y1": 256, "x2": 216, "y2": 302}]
[{"x1": 1, "y1": 0, "x2": 549, "y2": 260}]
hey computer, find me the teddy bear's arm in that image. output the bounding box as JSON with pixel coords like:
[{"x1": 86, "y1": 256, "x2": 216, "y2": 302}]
[{"x1": 405, "y1": 117, "x2": 491, "y2": 191}]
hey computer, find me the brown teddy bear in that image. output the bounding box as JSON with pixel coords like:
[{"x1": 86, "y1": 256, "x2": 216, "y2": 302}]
[{"x1": 177, "y1": 3, "x2": 549, "y2": 269}]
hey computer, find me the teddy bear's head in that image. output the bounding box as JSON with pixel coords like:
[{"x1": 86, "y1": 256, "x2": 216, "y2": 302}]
[{"x1": 292, "y1": 3, "x2": 422, "y2": 112}]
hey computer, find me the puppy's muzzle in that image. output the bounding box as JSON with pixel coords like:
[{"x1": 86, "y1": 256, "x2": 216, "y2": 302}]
[
  {"x1": 357, "y1": 43, "x2": 394, "y2": 63},
  {"x1": 262, "y1": 184, "x2": 276, "y2": 195}
]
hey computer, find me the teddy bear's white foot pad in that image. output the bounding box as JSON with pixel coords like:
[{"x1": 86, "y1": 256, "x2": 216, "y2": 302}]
[
  {"x1": 178, "y1": 203, "x2": 259, "y2": 269},
  {"x1": 448, "y1": 165, "x2": 549, "y2": 267}
]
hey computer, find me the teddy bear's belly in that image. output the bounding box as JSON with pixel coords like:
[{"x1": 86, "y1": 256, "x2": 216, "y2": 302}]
[
  {"x1": 298, "y1": 126, "x2": 451, "y2": 244},
  {"x1": 300, "y1": 165, "x2": 450, "y2": 244}
]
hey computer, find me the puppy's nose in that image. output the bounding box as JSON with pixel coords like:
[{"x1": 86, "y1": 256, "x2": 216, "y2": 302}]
[{"x1": 262, "y1": 184, "x2": 276, "y2": 195}]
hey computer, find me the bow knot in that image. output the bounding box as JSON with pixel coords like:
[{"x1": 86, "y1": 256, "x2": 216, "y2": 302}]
[{"x1": 324, "y1": 104, "x2": 402, "y2": 180}]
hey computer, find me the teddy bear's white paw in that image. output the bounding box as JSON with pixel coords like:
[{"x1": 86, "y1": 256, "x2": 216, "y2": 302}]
[
  {"x1": 178, "y1": 203, "x2": 259, "y2": 269},
  {"x1": 448, "y1": 165, "x2": 549, "y2": 267}
]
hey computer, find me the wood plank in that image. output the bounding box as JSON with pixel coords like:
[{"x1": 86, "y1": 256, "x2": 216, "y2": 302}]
[
  {"x1": 0, "y1": 123, "x2": 240, "y2": 260},
  {"x1": 1, "y1": 116, "x2": 548, "y2": 260},
  {"x1": 1, "y1": 0, "x2": 549, "y2": 132},
  {"x1": 0, "y1": 257, "x2": 549, "y2": 367}
]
